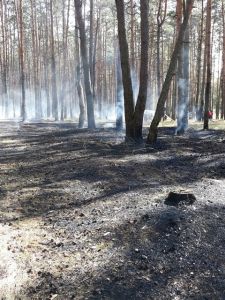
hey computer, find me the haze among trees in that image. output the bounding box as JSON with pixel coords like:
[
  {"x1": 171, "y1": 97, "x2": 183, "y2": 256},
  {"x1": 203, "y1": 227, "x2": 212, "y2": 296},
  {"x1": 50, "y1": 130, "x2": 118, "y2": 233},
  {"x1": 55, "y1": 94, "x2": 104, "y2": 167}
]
[{"x1": 0, "y1": 0, "x2": 223, "y2": 141}]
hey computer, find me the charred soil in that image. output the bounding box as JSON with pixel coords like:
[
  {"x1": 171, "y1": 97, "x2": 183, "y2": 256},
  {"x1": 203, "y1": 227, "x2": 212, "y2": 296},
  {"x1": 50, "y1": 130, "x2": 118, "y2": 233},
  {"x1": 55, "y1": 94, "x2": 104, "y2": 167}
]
[{"x1": 0, "y1": 122, "x2": 225, "y2": 299}]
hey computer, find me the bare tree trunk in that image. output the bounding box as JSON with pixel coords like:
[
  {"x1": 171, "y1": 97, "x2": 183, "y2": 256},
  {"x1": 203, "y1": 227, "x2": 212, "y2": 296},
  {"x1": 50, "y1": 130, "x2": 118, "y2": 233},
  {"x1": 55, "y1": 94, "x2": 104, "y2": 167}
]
[
  {"x1": 31, "y1": 0, "x2": 41, "y2": 120},
  {"x1": 44, "y1": 0, "x2": 51, "y2": 119},
  {"x1": 60, "y1": 0, "x2": 70, "y2": 121},
  {"x1": 0, "y1": 0, "x2": 8, "y2": 118},
  {"x1": 75, "y1": 24, "x2": 85, "y2": 128},
  {"x1": 130, "y1": 0, "x2": 138, "y2": 100},
  {"x1": 130, "y1": 0, "x2": 135, "y2": 70},
  {"x1": 215, "y1": 46, "x2": 221, "y2": 119},
  {"x1": 92, "y1": 13, "x2": 99, "y2": 103},
  {"x1": 76, "y1": 66, "x2": 85, "y2": 128},
  {"x1": 115, "y1": 0, "x2": 134, "y2": 139},
  {"x1": 221, "y1": 1, "x2": 225, "y2": 120},
  {"x1": 195, "y1": 0, "x2": 204, "y2": 116},
  {"x1": 203, "y1": 0, "x2": 212, "y2": 130},
  {"x1": 89, "y1": 0, "x2": 93, "y2": 83},
  {"x1": 133, "y1": 0, "x2": 149, "y2": 141},
  {"x1": 18, "y1": 0, "x2": 26, "y2": 121},
  {"x1": 177, "y1": 0, "x2": 184, "y2": 132},
  {"x1": 177, "y1": 0, "x2": 190, "y2": 135},
  {"x1": 75, "y1": 0, "x2": 95, "y2": 129},
  {"x1": 116, "y1": 39, "x2": 123, "y2": 131},
  {"x1": 156, "y1": 0, "x2": 167, "y2": 97},
  {"x1": 50, "y1": 0, "x2": 58, "y2": 121}
]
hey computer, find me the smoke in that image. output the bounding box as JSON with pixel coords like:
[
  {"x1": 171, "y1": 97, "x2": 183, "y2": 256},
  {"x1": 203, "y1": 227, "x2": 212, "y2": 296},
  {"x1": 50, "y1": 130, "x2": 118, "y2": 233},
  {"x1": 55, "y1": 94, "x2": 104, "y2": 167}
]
[
  {"x1": 176, "y1": 73, "x2": 189, "y2": 134},
  {"x1": 143, "y1": 109, "x2": 155, "y2": 124},
  {"x1": 0, "y1": 90, "x2": 21, "y2": 120},
  {"x1": 190, "y1": 106, "x2": 198, "y2": 121},
  {"x1": 176, "y1": 102, "x2": 189, "y2": 134},
  {"x1": 178, "y1": 78, "x2": 186, "y2": 90},
  {"x1": 116, "y1": 87, "x2": 124, "y2": 112},
  {"x1": 95, "y1": 102, "x2": 116, "y2": 122},
  {"x1": 0, "y1": 74, "x2": 156, "y2": 129},
  {"x1": 0, "y1": 86, "x2": 82, "y2": 122},
  {"x1": 131, "y1": 69, "x2": 139, "y2": 104}
]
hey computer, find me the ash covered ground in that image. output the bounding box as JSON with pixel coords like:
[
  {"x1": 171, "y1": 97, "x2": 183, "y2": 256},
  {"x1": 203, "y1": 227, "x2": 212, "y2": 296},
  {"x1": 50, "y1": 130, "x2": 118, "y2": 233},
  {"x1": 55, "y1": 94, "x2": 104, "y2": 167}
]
[{"x1": 0, "y1": 122, "x2": 225, "y2": 299}]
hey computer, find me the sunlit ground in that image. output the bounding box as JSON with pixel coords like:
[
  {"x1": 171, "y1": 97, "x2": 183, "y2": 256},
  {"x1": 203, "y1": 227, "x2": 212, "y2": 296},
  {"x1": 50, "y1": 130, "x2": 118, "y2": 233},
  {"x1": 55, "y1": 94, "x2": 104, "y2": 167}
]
[{"x1": 154, "y1": 119, "x2": 225, "y2": 130}]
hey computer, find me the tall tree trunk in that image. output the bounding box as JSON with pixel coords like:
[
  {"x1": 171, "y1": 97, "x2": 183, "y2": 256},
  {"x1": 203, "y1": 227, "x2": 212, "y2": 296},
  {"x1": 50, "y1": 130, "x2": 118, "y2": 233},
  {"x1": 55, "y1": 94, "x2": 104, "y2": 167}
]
[
  {"x1": 130, "y1": 0, "x2": 138, "y2": 100},
  {"x1": 89, "y1": 0, "x2": 94, "y2": 84},
  {"x1": 203, "y1": 0, "x2": 212, "y2": 130},
  {"x1": 147, "y1": 0, "x2": 194, "y2": 144},
  {"x1": 177, "y1": 0, "x2": 190, "y2": 135},
  {"x1": 0, "y1": 0, "x2": 8, "y2": 118},
  {"x1": 74, "y1": 0, "x2": 95, "y2": 129},
  {"x1": 50, "y1": 0, "x2": 58, "y2": 121},
  {"x1": 195, "y1": 0, "x2": 204, "y2": 116},
  {"x1": 44, "y1": 0, "x2": 51, "y2": 118},
  {"x1": 92, "y1": 13, "x2": 99, "y2": 103},
  {"x1": 18, "y1": 0, "x2": 26, "y2": 122},
  {"x1": 130, "y1": 0, "x2": 135, "y2": 70},
  {"x1": 221, "y1": 1, "x2": 225, "y2": 120},
  {"x1": 75, "y1": 24, "x2": 85, "y2": 128},
  {"x1": 31, "y1": 0, "x2": 41, "y2": 120},
  {"x1": 156, "y1": 0, "x2": 167, "y2": 97},
  {"x1": 116, "y1": 39, "x2": 123, "y2": 131},
  {"x1": 177, "y1": 0, "x2": 184, "y2": 131},
  {"x1": 60, "y1": 0, "x2": 70, "y2": 121},
  {"x1": 115, "y1": 0, "x2": 134, "y2": 139},
  {"x1": 133, "y1": 0, "x2": 149, "y2": 141}
]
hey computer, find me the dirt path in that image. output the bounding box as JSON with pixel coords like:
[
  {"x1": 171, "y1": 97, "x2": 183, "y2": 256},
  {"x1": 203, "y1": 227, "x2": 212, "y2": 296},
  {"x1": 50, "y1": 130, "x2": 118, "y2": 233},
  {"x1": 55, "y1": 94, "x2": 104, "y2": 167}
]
[{"x1": 0, "y1": 122, "x2": 225, "y2": 299}]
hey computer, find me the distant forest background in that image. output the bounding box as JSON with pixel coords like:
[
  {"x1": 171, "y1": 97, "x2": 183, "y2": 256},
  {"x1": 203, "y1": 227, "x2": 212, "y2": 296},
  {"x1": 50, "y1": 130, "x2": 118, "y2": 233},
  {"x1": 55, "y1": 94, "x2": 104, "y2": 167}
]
[{"x1": 0, "y1": 0, "x2": 223, "y2": 128}]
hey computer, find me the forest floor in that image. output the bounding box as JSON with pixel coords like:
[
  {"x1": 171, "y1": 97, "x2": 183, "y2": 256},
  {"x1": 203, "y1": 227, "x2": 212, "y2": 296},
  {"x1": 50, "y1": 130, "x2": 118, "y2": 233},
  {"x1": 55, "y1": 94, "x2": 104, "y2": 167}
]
[{"x1": 0, "y1": 120, "x2": 225, "y2": 300}]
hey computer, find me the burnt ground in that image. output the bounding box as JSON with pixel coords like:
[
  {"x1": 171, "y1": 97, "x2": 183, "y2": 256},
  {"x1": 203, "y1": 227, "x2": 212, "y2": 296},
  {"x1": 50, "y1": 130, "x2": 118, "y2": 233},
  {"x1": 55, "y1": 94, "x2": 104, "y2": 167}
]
[{"x1": 0, "y1": 121, "x2": 225, "y2": 300}]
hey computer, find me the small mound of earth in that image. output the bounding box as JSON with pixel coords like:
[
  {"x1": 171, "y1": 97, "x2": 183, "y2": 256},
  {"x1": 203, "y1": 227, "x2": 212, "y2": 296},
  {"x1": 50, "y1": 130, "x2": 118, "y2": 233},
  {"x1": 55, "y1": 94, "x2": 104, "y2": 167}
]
[{"x1": 165, "y1": 191, "x2": 196, "y2": 207}]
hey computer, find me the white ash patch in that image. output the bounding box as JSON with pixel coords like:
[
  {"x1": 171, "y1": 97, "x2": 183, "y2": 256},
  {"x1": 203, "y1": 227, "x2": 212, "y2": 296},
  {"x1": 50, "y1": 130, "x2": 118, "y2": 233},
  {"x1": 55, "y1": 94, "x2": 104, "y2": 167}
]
[{"x1": 0, "y1": 224, "x2": 28, "y2": 298}]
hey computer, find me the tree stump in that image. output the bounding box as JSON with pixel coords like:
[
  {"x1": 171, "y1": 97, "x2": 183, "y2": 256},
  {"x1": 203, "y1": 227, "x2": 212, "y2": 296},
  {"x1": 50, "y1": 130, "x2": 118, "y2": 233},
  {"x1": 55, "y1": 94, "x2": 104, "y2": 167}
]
[{"x1": 165, "y1": 190, "x2": 196, "y2": 207}]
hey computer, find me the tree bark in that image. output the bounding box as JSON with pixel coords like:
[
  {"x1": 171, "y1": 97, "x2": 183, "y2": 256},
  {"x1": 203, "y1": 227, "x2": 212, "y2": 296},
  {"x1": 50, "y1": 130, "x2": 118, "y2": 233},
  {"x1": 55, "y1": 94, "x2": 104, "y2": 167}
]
[
  {"x1": 156, "y1": 0, "x2": 167, "y2": 97},
  {"x1": 75, "y1": 0, "x2": 95, "y2": 129},
  {"x1": 0, "y1": 0, "x2": 8, "y2": 118},
  {"x1": 195, "y1": 0, "x2": 204, "y2": 116},
  {"x1": 89, "y1": 0, "x2": 94, "y2": 84},
  {"x1": 203, "y1": 0, "x2": 212, "y2": 130},
  {"x1": 133, "y1": 0, "x2": 149, "y2": 141},
  {"x1": 116, "y1": 39, "x2": 123, "y2": 131},
  {"x1": 221, "y1": 1, "x2": 225, "y2": 120},
  {"x1": 177, "y1": 0, "x2": 190, "y2": 135},
  {"x1": 31, "y1": 0, "x2": 41, "y2": 120},
  {"x1": 50, "y1": 0, "x2": 58, "y2": 121},
  {"x1": 115, "y1": 0, "x2": 134, "y2": 139},
  {"x1": 18, "y1": 0, "x2": 26, "y2": 122},
  {"x1": 75, "y1": 24, "x2": 85, "y2": 128}
]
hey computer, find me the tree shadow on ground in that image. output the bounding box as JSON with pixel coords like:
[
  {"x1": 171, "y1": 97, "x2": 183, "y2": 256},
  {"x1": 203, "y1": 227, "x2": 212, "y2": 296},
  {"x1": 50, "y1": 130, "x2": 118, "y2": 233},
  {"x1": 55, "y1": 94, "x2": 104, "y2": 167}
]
[
  {"x1": 0, "y1": 125, "x2": 225, "y2": 223},
  {"x1": 1, "y1": 123, "x2": 225, "y2": 298},
  {"x1": 0, "y1": 152, "x2": 224, "y2": 223},
  {"x1": 23, "y1": 203, "x2": 225, "y2": 299},
  {"x1": 91, "y1": 204, "x2": 225, "y2": 299}
]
